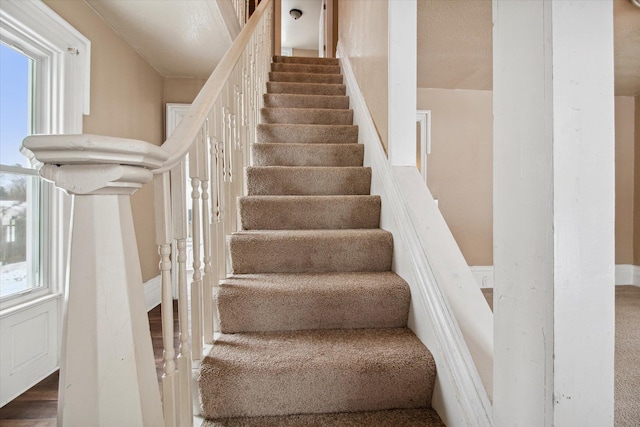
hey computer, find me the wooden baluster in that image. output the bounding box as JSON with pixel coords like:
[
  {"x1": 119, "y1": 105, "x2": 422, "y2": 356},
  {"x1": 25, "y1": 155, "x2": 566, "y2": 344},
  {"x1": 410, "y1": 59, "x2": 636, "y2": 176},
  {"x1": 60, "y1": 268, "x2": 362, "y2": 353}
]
[
  {"x1": 208, "y1": 108, "x2": 222, "y2": 334},
  {"x1": 153, "y1": 172, "x2": 178, "y2": 427},
  {"x1": 223, "y1": 106, "x2": 234, "y2": 251},
  {"x1": 215, "y1": 103, "x2": 226, "y2": 281},
  {"x1": 200, "y1": 124, "x2": 214, "y2": 344},
  {"x1": 230, "y1": 84, "x2": 240, "y2": 232},
  {"x1": 170, "y1": 160, "x2": 194, "y2": 426},
  {"x1": 189, "y1": 141, "x2": 203, "y2": 362}
]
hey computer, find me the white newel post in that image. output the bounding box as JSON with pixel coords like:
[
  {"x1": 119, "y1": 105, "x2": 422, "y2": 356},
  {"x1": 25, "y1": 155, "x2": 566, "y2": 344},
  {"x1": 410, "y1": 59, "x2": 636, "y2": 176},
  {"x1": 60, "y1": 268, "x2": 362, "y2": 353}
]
[
  {"x1": 22, "y1": 135, "x2": 168, "y2": 427},
  {"x1": 493, "y1": 1, "x2": 615, "y2": 425}
]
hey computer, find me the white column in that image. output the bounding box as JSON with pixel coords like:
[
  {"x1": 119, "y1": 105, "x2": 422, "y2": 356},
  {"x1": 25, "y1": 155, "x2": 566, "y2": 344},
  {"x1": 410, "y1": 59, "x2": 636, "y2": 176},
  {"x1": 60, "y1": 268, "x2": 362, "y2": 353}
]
[
  {"x1": 387, "y1": 0, "x2": 416, "y2": 166},
  {"x1": 22, "y1": 135, "x2": 168, "y2": 427},
  {"x1": 493, "y1": 1, "x2": 615, "y2": 426}
]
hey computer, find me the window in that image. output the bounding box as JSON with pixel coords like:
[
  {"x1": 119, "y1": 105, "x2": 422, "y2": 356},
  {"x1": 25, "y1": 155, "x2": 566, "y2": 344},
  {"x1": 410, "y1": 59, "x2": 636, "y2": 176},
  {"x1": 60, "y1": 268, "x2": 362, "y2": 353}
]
[
  {"x1": 0, "y1": 43, "x2": 43, "y2": 302},
  {"x1": 0, "y1": 0, "x2": 91, "y2": 309},
  {"x1": 0, "y1": 0, "x2": 90, "y2": 406}
]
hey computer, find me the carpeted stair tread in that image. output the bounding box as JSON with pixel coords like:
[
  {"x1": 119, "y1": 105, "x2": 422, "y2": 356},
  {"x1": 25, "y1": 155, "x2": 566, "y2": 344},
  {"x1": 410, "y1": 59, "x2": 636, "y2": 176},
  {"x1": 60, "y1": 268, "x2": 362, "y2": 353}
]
[
  {"x1": 271, "y1": 62, "x2": 341, "y2": 75},
  {"x1": 263, "y1": 93, "x2": 349, "y2": 110},
  {"x1": 199, "y1": 56, "x2": 440, "y2": 425},
  {"x1": 215, "y1": 272, "x2": 410, "y2": 333},
  {"x1": 238, "y1": 195, "x2": 380, "y2": 230},
  {"x1": 228, "y1": 229, "x2": 393, "y2": 274},
  {"x1": 260, "y1": 107, "x2": 353, "y2": 125},
  {"x1": 268, "y1": 71, "x2": 343, "y2": 84},
  {"x1": 202, "y1": 408, "x2": 445, "y2": 427},
  {"x1": 267, "y1": 81, "x2": 346, "y2": 96},
  {"x1": 272, "y1": 55, "x2": 340, "y2": 66},
  {"x1": 257, "y1": 123, "x2": 358, "y2": 144},
  {"x1": 246, "y1": 166, "x2": 371, "y2": 195},
  {"x1": 198, "y1": 328, "x2": 436, "y2": 418},
  {"x1": 251, "y1": 143, "x2": 364, "y2": 167}
]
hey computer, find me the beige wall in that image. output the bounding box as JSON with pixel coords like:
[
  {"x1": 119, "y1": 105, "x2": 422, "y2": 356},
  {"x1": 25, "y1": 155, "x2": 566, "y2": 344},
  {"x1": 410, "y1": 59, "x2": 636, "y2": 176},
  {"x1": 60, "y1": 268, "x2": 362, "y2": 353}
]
[
  {"x1": 635, "y1": 96, "x2": 640, "y2": 266},
  {"x1": 292, "y1": 49, "x2": 319, "y2": 58},
  {"x1": 338, "y1": 0, "x2": 388, "y2": 151},
  {"x1": 419, "y1": 89, "x2": 637, "y2": 267},
  {"x1": 163, "y1": 78, "x2": 207, "y2": 139},
  {"x1": 615, "y1": 97, "x2": 635, "y2": 265},
  {"x1": 44, "y1": 0, "x2": 165, "y2": 282},
  {"x1": 417, "y1": 88, "x2": 493, "y2": 266}
]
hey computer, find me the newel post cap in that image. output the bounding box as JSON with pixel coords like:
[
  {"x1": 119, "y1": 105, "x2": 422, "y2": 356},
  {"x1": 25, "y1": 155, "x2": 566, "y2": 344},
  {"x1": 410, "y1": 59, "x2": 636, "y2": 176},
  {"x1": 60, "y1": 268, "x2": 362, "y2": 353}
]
[{"x1": 22, "y1": 134, "x2": 169, "y2": 195}]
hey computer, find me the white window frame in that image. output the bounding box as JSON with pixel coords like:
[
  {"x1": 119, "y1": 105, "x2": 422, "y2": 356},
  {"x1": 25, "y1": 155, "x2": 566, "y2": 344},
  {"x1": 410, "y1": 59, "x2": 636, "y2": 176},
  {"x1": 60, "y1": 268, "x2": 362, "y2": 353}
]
[
  {"x1": 0, "y1": 0, "x2": 90, "y2": 406},
  {"x1": 0, "y1": 0, "x2": 90, "y2": 310}
]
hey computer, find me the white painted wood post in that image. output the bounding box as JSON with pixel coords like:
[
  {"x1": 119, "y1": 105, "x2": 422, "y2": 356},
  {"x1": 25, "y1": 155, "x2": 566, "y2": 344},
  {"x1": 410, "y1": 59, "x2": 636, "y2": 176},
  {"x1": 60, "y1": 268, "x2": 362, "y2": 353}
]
[
  {"x1": 493, "y1": 0, "x2": 615, "y2": 425},
  {"x1": 153, "y1": 172, "x2": 178, "y2": 427},
  {"x1": 21, "y1": 135, "x2": 167, "y2": 427},
  {"x1": 387, "y1": 0, "x2": 417, "y2": 166},
  {"x1": 170, "y1": 160, "x2": 194, "y2": 426},
  {"x1": 189, "y1": 142, "x2": 204, "y2": 362}
]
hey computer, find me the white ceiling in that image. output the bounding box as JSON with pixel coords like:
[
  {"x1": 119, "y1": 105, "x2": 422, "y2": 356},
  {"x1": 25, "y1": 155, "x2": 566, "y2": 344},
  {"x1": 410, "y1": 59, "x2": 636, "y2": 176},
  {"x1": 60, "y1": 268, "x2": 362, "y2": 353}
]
[
  {"x1": 417, "y1": 0, "x2": 640, "y2": 96},
  {"x1": 281, "y1": 0, "x2": 322, "y2": 51},
  {"x1": 83, "y1": 0, "x2": 639, "y2": 95},
  {"x1": 85, "y1": 0, "x2": 234, "y2": 78}
]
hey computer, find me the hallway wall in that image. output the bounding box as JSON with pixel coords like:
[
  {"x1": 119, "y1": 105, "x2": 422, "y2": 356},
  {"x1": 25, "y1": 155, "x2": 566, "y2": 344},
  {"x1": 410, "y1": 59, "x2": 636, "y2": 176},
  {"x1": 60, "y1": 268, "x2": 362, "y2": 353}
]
[
  {"x1": 616, "y1": 96, "x2": 635, "y2": 265},
  {"x1": 419, "y1": 88, "x2": 636, "y2": 268},
  {"x1": 44, "y1": 0, "x2": 164, "y2": 283},
  {"x1": 634, "y1": 95, "x2": 640, "y2": 266},
  {"x1": 417, "y1": 88, "x2": 493, "y2": 266},
  {"x1": 338, "y1": 0, "x2": 388, "y2": 153}
]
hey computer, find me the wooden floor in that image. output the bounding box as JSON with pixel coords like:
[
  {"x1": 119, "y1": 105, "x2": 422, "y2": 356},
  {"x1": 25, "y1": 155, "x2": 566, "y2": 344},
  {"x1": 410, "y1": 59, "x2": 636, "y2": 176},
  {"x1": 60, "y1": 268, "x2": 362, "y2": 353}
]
[{"x1": 0, "y1": 302, "x2": 179, "y2": 427}]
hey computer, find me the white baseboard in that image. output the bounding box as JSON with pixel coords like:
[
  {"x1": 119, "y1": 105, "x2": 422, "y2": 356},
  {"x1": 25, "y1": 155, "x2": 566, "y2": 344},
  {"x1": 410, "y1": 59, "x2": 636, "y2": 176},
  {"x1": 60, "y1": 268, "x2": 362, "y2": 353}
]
[
  {"x1": 471, "y1": 264, "x2": 640, "y2": 288},
  {"x1": 616, "y1": 264, "x2": 640, "y2": 286},
  {"x1": 144, "y1": 275, "x2": 162, "y2": 311}
]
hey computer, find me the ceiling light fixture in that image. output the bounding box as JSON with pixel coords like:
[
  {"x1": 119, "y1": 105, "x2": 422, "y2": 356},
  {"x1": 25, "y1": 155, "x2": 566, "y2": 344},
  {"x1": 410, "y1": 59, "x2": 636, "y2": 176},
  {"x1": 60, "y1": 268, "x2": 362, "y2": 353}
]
[
  {"x1": 289, "y1": 8, "x2": 303, "y2": 20},
  {"x1": 631, "y1": 0, "x2": 640, "y2": 8}
]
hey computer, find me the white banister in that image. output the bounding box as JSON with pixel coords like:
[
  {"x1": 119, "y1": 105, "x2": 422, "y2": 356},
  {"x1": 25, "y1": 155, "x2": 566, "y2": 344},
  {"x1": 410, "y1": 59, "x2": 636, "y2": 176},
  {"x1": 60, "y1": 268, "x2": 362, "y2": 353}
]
[
  {"x1": 152, "y1": 3, "x2": 272, "y2": 423},
  {"x1": 154, "y1": 0, "x2": 273, "y2": 174},
  {"x1": 20, "y1": 1, "x2": 273, "y2": 425}
]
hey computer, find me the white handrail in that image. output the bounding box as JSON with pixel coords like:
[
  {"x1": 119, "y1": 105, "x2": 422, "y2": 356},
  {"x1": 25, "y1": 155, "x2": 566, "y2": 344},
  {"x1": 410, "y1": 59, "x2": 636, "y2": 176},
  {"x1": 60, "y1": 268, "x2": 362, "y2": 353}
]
[{"x1": 155, "y1": 0, "x2": 272, "y2": 174}]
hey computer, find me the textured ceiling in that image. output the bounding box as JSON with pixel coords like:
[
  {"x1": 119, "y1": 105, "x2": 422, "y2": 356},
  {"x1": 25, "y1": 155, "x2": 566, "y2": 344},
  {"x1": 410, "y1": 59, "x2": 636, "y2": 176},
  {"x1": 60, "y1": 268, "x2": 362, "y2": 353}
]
[
  {"x1": 85, "y1": 0, "x2": 233, "y2": 78},
  {"x1": 281, "y1": 0, "x2": 322, "y2": 51},
  {"x1": 418, "y1": 0, "x2": 640, "y2": 96}
]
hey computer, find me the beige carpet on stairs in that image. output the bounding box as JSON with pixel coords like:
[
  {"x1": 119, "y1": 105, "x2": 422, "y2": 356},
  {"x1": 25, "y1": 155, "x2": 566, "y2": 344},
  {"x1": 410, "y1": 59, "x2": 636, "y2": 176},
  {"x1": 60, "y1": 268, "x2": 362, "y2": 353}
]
[
  {"x1": 482, "y1": 285, "x2": 640, "y2": 426},
  {"x1": 198, "y1": 55, "x2": 444, "y2": 426}
]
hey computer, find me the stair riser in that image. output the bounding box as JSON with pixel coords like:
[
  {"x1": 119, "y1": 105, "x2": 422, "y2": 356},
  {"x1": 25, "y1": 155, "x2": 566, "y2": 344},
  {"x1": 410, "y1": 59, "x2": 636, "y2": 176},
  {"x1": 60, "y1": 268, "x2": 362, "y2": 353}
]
[
  {"x1": 256, "y1": 124, "x2": 358, "y2": 144},
  {"x1": 246, "y1": 167, "x2": 371, "y2": 196},
  {"x1": 228, "y1": 230, "x2": 393, "y2": 274},
  {"x1": 272, "y1": 55, "x2": 340, "y2": 66},
  {"x1": 271, "y1": 62, "x2": 341, "y2": 74},
  {"x1": 263, "y1": 94, "x2": 350, "y2": 110},
  {"x1": 216, "y1": 273, "x2": 410, "y2": 333},
  {"x1": 260, "y1": 108, "x2": 353, "y2": 125},
  {"x1": 268, "y1": 72, "x2": 343, "y2": 84},
  {"x1": 267, "y1": 82, "x2": 346, "y2": 96},
  {"x1": 238, "y1": 196, "x2": 380, "y2": 230},
  {"x1": 251, "y1": 144, "x2": 364, "y2": 167}
]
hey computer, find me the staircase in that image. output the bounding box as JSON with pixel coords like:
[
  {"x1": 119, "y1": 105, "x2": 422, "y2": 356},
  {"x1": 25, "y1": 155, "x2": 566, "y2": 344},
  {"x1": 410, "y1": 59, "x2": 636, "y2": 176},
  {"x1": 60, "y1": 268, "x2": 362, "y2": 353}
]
[{"x1": 198, "y1": 56, "x2": 444, "y2": 426}]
